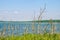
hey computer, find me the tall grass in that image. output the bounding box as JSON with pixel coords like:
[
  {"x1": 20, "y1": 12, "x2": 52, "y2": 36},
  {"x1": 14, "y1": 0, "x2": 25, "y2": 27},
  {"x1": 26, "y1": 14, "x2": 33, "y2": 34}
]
[
  {"x1": 0, "y1": 20, "x2": 60, "y2": 40},
  {"x1": 0, "y1": 5, "x2": 60, "y2": 40}
]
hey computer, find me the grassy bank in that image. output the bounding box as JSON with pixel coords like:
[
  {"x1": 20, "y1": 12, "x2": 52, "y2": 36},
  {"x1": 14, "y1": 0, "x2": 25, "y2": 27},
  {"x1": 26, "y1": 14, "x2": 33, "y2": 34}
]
[{"x1": 0, "y1": 34, "x2": 60, "y2": 40}]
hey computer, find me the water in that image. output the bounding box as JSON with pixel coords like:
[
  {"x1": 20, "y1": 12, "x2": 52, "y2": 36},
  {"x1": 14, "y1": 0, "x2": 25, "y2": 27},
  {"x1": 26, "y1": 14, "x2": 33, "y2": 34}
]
[{"x1": 0, "y1": 21, "x2": 60, "y2": 36}]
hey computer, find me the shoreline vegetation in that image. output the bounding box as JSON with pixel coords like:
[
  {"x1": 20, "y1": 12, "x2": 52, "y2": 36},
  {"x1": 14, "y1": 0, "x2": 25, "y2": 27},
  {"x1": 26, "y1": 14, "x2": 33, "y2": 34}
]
[
  {"x1": 0, "y1": 20, "x2": 60, "y2": 40},
  {"x1": 0, "y1": 4, "x2": 60, "y2": 40}
]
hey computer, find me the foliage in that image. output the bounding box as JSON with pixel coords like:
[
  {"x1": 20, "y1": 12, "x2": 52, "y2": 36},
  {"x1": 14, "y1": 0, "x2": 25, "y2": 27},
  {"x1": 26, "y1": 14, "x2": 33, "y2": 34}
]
[{"x1": 0, "y1": 34, "x2": 60, "y2": 40}]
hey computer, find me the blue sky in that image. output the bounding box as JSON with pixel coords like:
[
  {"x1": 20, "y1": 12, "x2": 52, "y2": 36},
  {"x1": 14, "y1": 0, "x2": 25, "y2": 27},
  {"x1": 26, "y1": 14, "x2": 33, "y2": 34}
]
[{"x1": 0, "y1": 0, "x2": 60, "y2": 21}]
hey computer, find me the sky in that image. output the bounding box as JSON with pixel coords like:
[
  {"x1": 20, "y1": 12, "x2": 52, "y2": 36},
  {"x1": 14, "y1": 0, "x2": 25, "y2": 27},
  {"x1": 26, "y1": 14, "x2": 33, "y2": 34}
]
[{"x1": 0, "y1": 0, "x2": 60, "y2": 21}]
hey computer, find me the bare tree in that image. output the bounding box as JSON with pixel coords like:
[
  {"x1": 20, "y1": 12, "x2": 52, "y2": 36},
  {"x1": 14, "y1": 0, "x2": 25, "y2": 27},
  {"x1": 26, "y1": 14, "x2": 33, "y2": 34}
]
[{"x1": 37, "y1": 4, "x2": 46, "y2": 34}]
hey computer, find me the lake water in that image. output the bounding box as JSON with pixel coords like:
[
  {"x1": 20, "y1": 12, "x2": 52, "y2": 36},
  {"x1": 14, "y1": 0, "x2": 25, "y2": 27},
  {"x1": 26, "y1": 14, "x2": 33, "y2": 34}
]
[{"x1": 0, "y1": 21, "x2": 60, "y2": 36}]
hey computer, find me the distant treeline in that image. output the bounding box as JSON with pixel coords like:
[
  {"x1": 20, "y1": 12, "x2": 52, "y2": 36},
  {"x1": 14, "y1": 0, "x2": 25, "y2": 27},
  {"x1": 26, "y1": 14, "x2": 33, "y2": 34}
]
[
  {"x1": 0, "y1": 20, "x2": 60, "y2": 22},
  {"x1": 35, "y1": 20, "x2": 60, "y2": 22}
]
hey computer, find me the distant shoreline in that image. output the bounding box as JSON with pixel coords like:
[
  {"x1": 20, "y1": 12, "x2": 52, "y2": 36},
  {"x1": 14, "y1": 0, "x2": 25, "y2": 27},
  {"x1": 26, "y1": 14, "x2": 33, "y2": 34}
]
[{"x1": 0, "y1": 20, "x2": 60, "y2": 22}]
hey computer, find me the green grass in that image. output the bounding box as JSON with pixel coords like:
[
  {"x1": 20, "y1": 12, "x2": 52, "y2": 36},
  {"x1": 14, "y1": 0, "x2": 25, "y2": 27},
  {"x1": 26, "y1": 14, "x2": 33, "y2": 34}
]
[{"x1": 0, "y1": 34, "x2": 60, "y2": 40}]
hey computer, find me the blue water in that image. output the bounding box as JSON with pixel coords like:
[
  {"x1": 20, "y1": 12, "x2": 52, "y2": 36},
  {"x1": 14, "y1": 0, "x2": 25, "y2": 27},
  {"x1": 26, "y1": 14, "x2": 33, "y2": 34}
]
[{"x1": 0, "y1": 21, "x2": 60, "y2": 36}]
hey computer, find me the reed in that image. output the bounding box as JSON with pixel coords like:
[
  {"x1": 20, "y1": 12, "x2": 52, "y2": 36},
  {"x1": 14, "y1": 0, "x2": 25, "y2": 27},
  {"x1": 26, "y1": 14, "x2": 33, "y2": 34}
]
[{"x1": 0, "y1": 5, "x2": 60, "y2": 40}]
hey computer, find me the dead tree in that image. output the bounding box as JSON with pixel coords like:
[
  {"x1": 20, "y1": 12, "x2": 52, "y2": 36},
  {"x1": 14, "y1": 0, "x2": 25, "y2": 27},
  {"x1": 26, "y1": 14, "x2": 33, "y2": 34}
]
[{"x1": 37, "y1": 4, "x2": 46, "y2": 34}]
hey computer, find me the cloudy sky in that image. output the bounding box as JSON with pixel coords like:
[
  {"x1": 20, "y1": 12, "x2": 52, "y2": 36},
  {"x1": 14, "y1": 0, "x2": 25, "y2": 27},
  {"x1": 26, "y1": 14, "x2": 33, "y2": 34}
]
[{"x1": 0, "y1": 0, "x2": 60, "y2": 21}]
